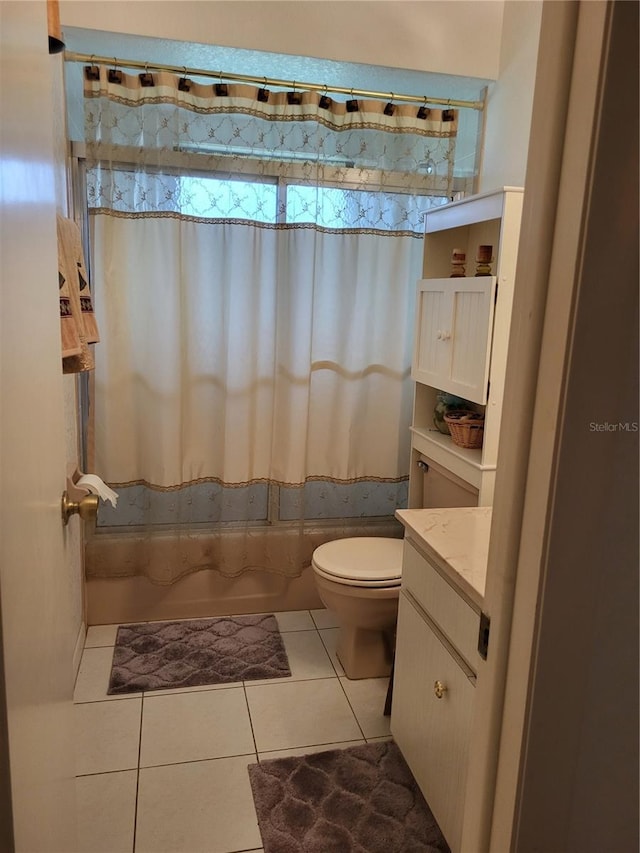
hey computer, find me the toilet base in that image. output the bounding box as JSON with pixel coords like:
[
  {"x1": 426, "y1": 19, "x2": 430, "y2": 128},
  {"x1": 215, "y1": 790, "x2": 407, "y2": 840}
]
[{"x1": 337, "y1": 624, "x2": 394, "y2": 679}]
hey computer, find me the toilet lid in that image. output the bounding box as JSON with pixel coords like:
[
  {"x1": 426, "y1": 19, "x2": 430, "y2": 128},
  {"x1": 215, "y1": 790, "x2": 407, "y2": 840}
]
[{"x1": 312, "y1": 537, "x2": 403, "y2": 585}]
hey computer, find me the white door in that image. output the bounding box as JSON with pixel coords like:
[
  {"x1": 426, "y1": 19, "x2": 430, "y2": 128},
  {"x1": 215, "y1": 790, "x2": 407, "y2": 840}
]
[{"x1": 0, "y1": 2, "x2": 77, "y2": 850}]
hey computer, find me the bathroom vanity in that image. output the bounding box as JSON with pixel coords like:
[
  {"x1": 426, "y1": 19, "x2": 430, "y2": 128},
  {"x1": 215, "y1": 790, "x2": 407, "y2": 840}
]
[{"x1": 390, "y1": 506, "x2": 491, "y2": 853}]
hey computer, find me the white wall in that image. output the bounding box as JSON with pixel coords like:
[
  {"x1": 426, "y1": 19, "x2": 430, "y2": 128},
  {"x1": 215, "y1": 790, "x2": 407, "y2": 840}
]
[
  {"x1": 480, "y1": 0, "x2": 543, "y2": 191},
  {"x1": 60, "y1": 0, "x2": 504, "y2": 79}
]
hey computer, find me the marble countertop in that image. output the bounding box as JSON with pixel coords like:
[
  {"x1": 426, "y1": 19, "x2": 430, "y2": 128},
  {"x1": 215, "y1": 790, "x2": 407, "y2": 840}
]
[{"x1": 395, "y1": 507, "x2": 492, "y2": 608}]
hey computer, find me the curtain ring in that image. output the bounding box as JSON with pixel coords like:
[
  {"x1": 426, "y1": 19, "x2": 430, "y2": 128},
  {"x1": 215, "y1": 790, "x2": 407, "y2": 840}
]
[
  {"x1": 384, "y1": 92, "x2": 395, "y2": 116},
  {"x1": 85, "y1": 54, "x2": 100, "y2": 82},
  {"x1": 178, "y1": 66, "x2": 191, "y2": 92},
  {"x1": 288, "y1": 81, "x2": 302, "y2": 105},
  {"x1": 319, "y1": 84, "x2": 331, "y2": 110},
  {"x1": 346, "y1": 87, "x2": 358, "y2": 112},
  {"x1": 417, "y1": 95, "x2": 430, "y2": 120},
  {"x1": 442, "y1": 99, "x2": 455, "y2": 122},
  {"x1": 139, "y1": 61, "x2": 154, "y2": 87},
  {"x1": 257, "y1": 76, "x2": 270, "y2": 102},
  {"x1": 216, "y1": 70, "x2": 228, "y2": 96},
  {"x1": 108, "y1": 57, "x2": 122, "y2": 84}
]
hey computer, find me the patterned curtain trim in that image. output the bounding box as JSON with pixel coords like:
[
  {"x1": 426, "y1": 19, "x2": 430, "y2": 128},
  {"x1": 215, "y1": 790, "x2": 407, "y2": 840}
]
[
  {"x1": 81, "y1": 144, "x2": 452, "y2": 195},
  {"x1": 103, "y1": 475, "x2": 411, "y2": 491},
  {"x1": 84, "y1": 69, "x2": 458, "y2": 138},
  {"x1": 95, "y1": 480, "x2": 410, "y2": 529},
  {"x1": 86, "y1": 207, "x2": 425, "y2": 238}
]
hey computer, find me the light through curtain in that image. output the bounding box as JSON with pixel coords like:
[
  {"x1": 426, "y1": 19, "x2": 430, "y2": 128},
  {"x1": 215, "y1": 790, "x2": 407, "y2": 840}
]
[{"x1": 82, "y1": 67, "x2": 458, "y2": 584}]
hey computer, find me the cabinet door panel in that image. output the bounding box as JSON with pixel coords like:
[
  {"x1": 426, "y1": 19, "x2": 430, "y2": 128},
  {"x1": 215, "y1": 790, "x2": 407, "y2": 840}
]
[
  {"x1": 412, "y1": 277, "x2": 496, "y2": 404},
  {"x1": 391, "y1": 592, "x2": 475, "y2": 853},
  {"x1": 413, "y1": 284, "x2": 451, "y2": 385},
  {"x1": 451, "y1": 288, "x2": 492, "y2": 395},
  {"x1": 402, "y1": 539, "x2": 480, "y2": 670}
]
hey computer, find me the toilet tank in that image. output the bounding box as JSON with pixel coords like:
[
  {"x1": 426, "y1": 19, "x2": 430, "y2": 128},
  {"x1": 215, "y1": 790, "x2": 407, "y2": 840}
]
[{"x1": 416, "y1": 454, "x2": 479, "y2": 508}]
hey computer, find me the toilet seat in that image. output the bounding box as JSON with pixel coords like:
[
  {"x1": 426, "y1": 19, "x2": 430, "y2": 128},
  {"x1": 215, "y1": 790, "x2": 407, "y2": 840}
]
[{"x1": 312, "y1": 537, "x2": 403, "y2": 588}]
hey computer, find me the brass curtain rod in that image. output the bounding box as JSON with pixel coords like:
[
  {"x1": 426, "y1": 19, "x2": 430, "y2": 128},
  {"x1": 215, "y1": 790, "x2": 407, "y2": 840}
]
[{"x1": 64, "y1": 51, "x2": 485, "y2": 111}]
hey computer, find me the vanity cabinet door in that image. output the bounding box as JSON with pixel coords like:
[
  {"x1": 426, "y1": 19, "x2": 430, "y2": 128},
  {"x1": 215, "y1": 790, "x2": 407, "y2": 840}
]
[
  {"x1": 412, "y1": 277, "x2": 497, "y2": 404},
  {"x1": 391, "y1": 590, "x2": 475, "y2": 853},
  {"x1": 402, "y1": 538, "x2": 480, "y2": 670}
]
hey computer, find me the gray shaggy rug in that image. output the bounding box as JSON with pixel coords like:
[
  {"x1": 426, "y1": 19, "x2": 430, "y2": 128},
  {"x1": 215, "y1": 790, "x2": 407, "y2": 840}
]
[
  {"x1": 107, "y1": 613, "x2": 290, "y2": 694},
  {"x1": 248, "y1": 740, "x2": 450, "y2": 853}
]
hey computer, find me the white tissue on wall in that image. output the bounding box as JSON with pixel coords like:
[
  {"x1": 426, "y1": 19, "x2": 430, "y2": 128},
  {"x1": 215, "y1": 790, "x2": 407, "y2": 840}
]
[{"x1": 76, "y1": 474, "x2": 119, "y2": 508}]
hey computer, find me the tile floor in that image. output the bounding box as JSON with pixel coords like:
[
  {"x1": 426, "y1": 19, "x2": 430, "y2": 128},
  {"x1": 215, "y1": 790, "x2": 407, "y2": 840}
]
[{"x1": 75, "y1": 608, "x2": 392, "y2": 853}]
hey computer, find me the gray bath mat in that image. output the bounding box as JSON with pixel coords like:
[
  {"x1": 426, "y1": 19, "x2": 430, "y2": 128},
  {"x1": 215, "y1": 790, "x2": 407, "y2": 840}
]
[
  {"x1": 107, "y1": 613, "x2": 291, "y2": 694},
  {"x1": 248, "y1": 740, "x2": 450, "y2": 853}
]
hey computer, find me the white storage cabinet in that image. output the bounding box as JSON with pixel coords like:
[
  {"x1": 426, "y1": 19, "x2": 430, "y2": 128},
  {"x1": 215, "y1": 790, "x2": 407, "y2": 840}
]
[{"x1": 409, "y1": 187, "x2": 524, "y2": 507}]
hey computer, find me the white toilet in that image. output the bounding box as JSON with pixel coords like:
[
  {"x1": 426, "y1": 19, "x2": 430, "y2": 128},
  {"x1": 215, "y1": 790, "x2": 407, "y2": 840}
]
[{"x1": 311, "y1": 537, "x2": 403, "y2": 679}]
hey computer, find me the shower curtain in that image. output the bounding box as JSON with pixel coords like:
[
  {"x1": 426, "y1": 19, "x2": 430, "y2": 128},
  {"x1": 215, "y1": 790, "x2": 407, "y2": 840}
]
[{"x1": 81, "y1": 66, "x2": 459, "y2": 584}]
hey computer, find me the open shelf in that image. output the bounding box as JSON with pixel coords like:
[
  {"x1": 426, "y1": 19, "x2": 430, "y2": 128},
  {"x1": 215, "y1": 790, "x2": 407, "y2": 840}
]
[{"x1": 410, "y1": 426, "x2": 495, "y2": 490}]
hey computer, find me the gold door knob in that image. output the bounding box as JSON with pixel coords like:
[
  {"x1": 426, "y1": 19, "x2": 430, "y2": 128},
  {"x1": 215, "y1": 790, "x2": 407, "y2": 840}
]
[
  {"x1": 61, "y1": 491, "x2": 99, "y2": 526},
  {"x1": 434, "y1": 680, "x2": 447, "y2": 699}
]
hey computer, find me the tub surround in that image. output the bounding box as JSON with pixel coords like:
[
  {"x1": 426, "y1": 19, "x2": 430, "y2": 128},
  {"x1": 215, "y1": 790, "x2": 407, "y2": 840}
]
[
  {"x1": 395, "y1": 506, "x2": 491, "y2": 608},
  {"x1": 85, "y1": 566, "x2": 324, "y2": 626}
]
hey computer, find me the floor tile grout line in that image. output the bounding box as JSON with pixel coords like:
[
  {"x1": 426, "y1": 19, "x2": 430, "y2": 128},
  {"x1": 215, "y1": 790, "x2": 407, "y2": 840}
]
[
  {"x1": 131, "y1": 674, "x2": 144, "y2": 852},
  {"x1": 138, "y1": 752, "x2": 259, "y2": 772},
  {"x1": 257, "y1": 736, "x2": 367, "y2": 759},
  {"x1": 243, "y1": 674, "x2": 343, "y2": 693},
  {"x1": 335, "y1": 675, "x2": 368, "y2": 742},
  {"x1": 77, "y1": 673, "x2": 346, "y2": 706},
  {"x1": 227, "y1": 847, "x2": 265, "y2": 853},
  {"x1": 76, "y1": 767, "x2": 139, "y2": 779},
  {"x1": 240, "y1": 677, "x2": 264, "y2": 853},
  {"x1": 75, "y1": 695, "x2": 143, "y2": 705},
  {"x1": 79, "y1": 671, "x2": 375, "y2": 706},
  {"x1": 75, "y1": 735, "x2": 380, "y2": 780},
  {"x1": 317, "y1": 630, "x2": 344, "y2": 678},
  {"x1": 242, "y1": 678, "x2": 261, "y2": 764}
]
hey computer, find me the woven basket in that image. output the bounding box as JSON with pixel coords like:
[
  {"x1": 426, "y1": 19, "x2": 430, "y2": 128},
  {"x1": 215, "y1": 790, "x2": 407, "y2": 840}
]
[{"x1": 444, "y1": 410, "x2": 485, "y2": 449}]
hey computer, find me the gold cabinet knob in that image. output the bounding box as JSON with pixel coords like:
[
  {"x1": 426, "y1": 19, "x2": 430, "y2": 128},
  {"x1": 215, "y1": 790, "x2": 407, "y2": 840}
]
[
  {"x1": 434, "y1": 680, "x2": 447, "y2": 699},
  {"x1": 61, "y1": 490, "x2": 99, "y2": 526}
]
